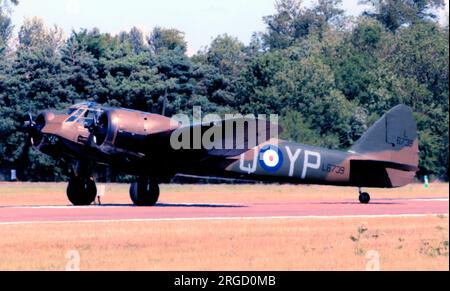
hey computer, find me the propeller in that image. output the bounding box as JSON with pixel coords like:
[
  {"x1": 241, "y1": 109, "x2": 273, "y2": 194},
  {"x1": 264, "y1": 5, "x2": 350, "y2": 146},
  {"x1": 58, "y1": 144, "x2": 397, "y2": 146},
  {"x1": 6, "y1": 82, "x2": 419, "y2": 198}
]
[
  {"x1": 18, "y1": 112, "x2": 37, "y2": 177},
  {"x1": 20, "y1": 112, "x2": 47, "y2": 149},
  {"x1": 22, "y1": 112, "x2": 36, "y2": 131}
]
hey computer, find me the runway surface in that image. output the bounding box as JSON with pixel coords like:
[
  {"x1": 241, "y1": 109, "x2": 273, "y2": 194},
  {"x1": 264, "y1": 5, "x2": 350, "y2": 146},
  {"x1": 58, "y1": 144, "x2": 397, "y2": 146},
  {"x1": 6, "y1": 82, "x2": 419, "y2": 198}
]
[{"x1": 0, "y1": 197, "x2": 448, "y2": 224}]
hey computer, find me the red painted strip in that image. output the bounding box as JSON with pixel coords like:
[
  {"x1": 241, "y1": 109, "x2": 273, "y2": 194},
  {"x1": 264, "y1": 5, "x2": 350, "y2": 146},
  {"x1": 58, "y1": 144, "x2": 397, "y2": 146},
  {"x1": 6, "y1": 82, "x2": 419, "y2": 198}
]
[{"x1": 0, "y1": 199, "x2": 447, "y2": 224}]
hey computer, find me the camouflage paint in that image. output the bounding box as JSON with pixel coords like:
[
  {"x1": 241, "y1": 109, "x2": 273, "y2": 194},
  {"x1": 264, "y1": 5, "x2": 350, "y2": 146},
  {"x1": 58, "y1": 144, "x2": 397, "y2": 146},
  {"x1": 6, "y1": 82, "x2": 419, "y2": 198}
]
[{"x1": 31, "y1": 103, "x2": 419, "y2": 189}]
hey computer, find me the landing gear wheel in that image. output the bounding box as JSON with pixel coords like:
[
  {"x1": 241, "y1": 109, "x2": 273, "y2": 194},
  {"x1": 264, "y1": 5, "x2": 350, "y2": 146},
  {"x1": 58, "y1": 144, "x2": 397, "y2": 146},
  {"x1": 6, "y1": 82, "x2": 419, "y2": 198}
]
[
  {"x1": 67, "y1": 177, "x2": 97, "y2": 206},
  {"x1": 359, "y1": 192, "x2": 371, "y2": 204},
  {"x1": 130, "y1": 178, "x2": 160, "y2": 206}
]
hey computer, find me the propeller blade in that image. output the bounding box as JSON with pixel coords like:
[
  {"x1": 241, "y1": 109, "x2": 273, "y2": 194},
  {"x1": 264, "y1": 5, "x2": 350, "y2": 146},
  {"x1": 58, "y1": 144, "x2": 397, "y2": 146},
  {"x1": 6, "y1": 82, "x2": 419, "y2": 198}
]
[{"x1": 21, "y1": 112, "x2": 35, "y2": 131}]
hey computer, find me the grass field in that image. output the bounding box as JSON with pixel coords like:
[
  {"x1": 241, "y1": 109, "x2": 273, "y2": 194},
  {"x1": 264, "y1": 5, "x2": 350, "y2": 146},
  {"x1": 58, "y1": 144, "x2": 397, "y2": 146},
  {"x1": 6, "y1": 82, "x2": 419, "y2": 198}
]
[{"x1": 0, "y1": 183, "x2": 448, "y2": 271}]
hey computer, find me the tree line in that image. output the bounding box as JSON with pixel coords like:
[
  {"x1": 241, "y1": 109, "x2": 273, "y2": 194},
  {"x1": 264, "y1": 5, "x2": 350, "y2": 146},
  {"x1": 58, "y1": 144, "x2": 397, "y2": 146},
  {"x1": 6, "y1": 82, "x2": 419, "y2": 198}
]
[{"x1": 0, "y1": 0, "x2": 448, "y2": 181}]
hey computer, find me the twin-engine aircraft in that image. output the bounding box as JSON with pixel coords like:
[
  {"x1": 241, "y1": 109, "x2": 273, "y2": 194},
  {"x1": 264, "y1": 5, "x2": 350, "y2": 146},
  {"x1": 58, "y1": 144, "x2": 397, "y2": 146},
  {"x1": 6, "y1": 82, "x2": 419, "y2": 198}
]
[{"x1": 22, "y1": 102, "x2": 419, "y2": 206}]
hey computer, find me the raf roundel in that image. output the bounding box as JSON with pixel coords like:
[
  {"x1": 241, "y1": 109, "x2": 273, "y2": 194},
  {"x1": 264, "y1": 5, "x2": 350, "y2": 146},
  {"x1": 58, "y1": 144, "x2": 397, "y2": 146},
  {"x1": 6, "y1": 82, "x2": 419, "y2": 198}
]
[{"x1": 259, "y1": 145, "x2": 284, "y2": 172}]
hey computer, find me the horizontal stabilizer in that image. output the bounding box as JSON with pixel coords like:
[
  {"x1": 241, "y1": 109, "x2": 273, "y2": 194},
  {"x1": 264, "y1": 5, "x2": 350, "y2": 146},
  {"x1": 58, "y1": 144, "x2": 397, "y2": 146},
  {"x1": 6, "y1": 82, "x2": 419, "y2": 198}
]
[{"x1": 349, "y1": 159, "x2": 418, "y2": 188}]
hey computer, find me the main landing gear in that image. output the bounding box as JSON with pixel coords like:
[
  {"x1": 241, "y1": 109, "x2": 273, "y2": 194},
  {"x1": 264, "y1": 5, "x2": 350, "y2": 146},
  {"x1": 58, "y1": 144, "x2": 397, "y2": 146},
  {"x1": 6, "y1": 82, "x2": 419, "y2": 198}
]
[
  {"x1": 66, "y1": 162, "x2": 97, "y2": 206},
  {"x1": 65, "y1": 161, "x2": 160, "y2": 207},
  {"x1": 130, "y1": 177, "x2": 160, "y2": 206},
  {"x1": 358, "y1": 188, "x2": 371, "y2": 204},
  {"x1": 66, "y1": 176, "x2": 160, "y2": 207},
  {"x1": 67, "y1": 176, "x2": 97, "y2": 206}
]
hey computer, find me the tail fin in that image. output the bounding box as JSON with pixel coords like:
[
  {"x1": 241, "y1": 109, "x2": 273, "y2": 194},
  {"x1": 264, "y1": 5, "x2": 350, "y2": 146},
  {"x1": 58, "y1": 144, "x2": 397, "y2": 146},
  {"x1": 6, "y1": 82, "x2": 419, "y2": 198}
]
[{"x1": 349, "y1": 105, "x2": 419, "y2": 188}]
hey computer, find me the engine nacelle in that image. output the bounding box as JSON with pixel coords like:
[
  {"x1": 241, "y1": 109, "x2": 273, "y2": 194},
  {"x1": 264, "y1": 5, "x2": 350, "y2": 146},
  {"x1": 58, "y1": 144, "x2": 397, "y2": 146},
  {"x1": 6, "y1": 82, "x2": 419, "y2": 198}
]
[{"x1": 93, "y1": 109, "x2": 179, "y2": 155}]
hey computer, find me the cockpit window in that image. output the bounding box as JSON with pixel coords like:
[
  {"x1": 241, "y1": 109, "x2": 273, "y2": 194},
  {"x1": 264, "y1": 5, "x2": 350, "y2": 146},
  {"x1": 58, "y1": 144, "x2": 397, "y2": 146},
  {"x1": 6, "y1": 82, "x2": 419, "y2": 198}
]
[
  {"x1": 65, "y1": 108, "x2": 85, "y2": 123},
  {"x1": 66, "y1": 108, "x2": 77, "y2": 115},
  {"x1": 77, "y1": 109, "x2": 98, "y2": 125}
]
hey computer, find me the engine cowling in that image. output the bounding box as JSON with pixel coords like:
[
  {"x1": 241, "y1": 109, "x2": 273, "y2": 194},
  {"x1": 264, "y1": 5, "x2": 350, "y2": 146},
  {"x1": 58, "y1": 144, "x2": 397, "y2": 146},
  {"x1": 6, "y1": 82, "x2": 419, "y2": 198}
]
[{"x1": 93, "y1": 109, "x2": 179, "y2": 155}]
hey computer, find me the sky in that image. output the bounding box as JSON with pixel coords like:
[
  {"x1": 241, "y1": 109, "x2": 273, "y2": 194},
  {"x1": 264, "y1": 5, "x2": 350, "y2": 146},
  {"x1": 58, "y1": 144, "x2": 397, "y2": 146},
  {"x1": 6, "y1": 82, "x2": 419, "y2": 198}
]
[{"x1": 9, "y1": 0, "x2": 449, "y2": 56}]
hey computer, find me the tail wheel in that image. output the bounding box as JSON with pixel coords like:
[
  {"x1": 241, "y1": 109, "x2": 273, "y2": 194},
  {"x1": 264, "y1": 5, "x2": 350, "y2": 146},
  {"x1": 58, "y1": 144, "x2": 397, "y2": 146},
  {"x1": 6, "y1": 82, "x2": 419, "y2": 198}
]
[
  {"x1": 359, "y1": 192, "x2": 371, "y2": 204},
  {"x1": 67, "y1": 177, "x2": 97, "y2": 206},
  {"x1": 130, "y1": 178, "x2": 160, "y2": 206}
]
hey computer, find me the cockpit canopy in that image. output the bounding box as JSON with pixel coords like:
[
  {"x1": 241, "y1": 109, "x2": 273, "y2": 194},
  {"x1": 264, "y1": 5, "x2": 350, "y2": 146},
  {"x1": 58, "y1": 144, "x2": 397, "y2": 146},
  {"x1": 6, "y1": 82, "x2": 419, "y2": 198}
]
[{"x1": 65, "y1": 102, "x2": 103, "y2": 125}]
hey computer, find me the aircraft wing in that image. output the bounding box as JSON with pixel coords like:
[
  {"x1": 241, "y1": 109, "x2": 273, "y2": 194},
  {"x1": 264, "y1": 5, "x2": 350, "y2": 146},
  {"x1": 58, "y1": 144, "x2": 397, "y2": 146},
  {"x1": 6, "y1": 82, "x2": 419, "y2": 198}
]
[{"x1": 146, "y1": 117, "x2": 281, "y2": 158}]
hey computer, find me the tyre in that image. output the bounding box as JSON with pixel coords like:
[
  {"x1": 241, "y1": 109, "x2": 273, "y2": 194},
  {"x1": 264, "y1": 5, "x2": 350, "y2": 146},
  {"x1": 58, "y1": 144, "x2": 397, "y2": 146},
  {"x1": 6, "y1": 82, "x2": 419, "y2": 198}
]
[
  {"x1": 359, "y1": 192, "x2": 371, "y2": 204},
  {"x1": 67, "y1": 177, "x2": 97, "y2": 206},
  {"x1": 130, "y1": 178, "x2": 160, "y2": 206}
]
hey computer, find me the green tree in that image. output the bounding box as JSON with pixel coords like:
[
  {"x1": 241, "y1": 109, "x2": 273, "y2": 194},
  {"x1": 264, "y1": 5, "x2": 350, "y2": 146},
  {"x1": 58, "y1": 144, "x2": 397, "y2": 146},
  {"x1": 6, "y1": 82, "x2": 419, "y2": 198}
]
[
  {"x1": 61, "y1": 30, "x2": 101, "y2": 103},
  {"x1": 147, "y1": 27, "x2": 187, "y2": 54},
  {"x1": 360, "y1": 0, "x2": 445, "y2": 31},
  {"x1": 0, "y1": 9, "x2": 12, "y2": 52},
  {"x1": 0, "y1": 0, "x2": 19, "y2": 7},
  {"x1": 388, "y1": 22, "x2": 449, "y2": 178},
  {"x1": 0, "y1": 18, "x2": 69, "y2": 180},
  {"x1": 193, "y1": 34, "x2": 247, "y2": 107},
  {"x1": 262, "y1": 0, "x2": 344, "y2": 49},
  {"x1": 204, "y1": 34, "x2": 246, "y2": 77},
  {"x1": 119, "y1": 27, "x2": 146, "y2": 55},
  {"x1": 99, "y1": 51, "x2": 160, "y2": 111}
]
